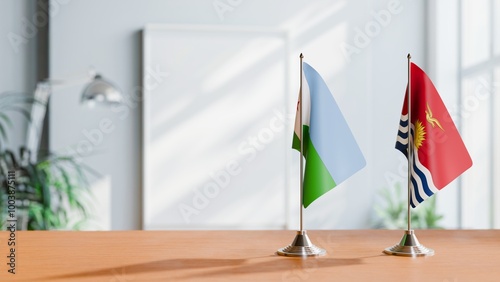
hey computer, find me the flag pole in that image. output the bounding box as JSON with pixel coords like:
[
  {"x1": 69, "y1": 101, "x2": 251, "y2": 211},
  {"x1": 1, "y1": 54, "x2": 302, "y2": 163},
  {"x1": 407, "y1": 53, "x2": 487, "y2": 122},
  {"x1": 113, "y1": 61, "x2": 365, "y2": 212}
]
[
  {"x1": 406, "y1": 53, "x2": 412, "y2": 232},
  {"x1": 383, "y1": 53, "x2": 434, "y2": 257},
  {"x1": 299, "y1": 53, "x2": 304, "y2": 232},
  {"x1": 277, "y1": 53, "x2": 325, "y2": 257}
]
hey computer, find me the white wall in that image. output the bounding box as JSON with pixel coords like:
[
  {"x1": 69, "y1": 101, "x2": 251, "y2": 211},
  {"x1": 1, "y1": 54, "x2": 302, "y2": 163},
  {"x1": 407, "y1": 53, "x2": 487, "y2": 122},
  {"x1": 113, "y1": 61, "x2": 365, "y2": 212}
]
[
  {"x1": 429, "y1": 0, "x2": 500, "y2": 229},
  {"x1": 0, "y1": 0, "x2": 38, "y2": 150},
  {"x1": 49, "y1": 0, "x2": 426, "y2": 230}
]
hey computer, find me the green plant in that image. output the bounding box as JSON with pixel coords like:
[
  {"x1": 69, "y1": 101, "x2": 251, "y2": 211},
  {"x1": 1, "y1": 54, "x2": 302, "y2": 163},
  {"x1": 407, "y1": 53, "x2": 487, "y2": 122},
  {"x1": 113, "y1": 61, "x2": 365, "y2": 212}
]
[
  {"x1": 0, "y1": 148, "x2": 94, "y2": 230},
  {"x1": 373, "y1": 182, "x2": 444, "y2": 229},
  {"x1": 0, "y1": 92, "x2": 94, "y2": 230}
]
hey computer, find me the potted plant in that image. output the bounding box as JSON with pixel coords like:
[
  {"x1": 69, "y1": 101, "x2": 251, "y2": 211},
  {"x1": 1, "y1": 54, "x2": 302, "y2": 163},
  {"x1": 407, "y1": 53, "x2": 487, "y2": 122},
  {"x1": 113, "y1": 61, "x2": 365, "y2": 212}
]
[{"x1": 0, "y1": 92, "x2": 94, "y2": 230}]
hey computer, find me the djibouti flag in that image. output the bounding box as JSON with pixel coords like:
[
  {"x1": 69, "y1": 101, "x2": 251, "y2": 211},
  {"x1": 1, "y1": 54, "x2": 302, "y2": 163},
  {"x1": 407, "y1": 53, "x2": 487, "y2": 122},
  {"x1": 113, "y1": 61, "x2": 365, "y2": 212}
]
[{"x1": 293, "y1": 62, "x2": 366, "y2": 208}]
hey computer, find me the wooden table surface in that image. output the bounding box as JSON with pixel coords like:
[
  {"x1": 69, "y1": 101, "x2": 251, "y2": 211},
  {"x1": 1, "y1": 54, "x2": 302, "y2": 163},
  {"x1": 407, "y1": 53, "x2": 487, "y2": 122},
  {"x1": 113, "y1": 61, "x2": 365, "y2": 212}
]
[{"x1": 0, "y1": 230, "x2": 499, "y2": 281}]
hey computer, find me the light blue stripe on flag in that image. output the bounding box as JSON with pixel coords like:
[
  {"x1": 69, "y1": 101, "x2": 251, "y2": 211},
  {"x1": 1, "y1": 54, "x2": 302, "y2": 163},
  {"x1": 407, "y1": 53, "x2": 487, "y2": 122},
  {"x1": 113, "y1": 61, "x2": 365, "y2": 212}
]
[{"x1": 303, "y1": 62, "x2": 366, "y2": 184}]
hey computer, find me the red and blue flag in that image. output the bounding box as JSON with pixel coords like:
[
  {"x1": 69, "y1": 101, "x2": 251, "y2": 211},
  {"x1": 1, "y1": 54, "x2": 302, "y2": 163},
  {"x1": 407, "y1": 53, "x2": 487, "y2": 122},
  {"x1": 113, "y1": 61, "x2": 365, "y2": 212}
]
[{"x1": 396, "y1": 63, "x2": 472, "y2": 207}]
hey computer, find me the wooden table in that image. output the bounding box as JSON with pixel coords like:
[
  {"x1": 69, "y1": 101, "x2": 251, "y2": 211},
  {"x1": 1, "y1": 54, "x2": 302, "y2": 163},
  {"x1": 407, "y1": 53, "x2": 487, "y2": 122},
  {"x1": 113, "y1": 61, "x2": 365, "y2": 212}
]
[{"x1": 0, "y1": 230, "x2": 499, "y2": 281}]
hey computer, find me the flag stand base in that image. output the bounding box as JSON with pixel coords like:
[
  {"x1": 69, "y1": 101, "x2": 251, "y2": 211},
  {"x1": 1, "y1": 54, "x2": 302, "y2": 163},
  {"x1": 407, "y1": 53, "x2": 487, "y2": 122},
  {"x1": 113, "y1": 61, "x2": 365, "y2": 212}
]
[
  {"x1": 383, "y1": 230, "x2": 434, "y2": 257},
  {"x1": 277, "y1": 230, "x2": 326, "y2": 257}
]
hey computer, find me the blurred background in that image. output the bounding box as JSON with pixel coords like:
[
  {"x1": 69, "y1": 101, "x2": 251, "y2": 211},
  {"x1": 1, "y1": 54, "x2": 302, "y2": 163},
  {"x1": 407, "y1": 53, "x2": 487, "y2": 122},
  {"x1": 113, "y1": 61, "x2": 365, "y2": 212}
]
[{"x1": 0, "y1": 0, "x2": 498, "y2": 230}]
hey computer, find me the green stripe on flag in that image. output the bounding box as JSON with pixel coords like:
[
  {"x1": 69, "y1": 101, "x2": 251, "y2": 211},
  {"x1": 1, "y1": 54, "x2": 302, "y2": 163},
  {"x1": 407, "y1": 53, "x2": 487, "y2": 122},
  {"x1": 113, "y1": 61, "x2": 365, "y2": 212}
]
[
  {"x1": 292, "y1": 132, "x2": 301, "y2": 152},
  {"x1": 293, "y1": 126, "x2": 337, "y2": 208}
]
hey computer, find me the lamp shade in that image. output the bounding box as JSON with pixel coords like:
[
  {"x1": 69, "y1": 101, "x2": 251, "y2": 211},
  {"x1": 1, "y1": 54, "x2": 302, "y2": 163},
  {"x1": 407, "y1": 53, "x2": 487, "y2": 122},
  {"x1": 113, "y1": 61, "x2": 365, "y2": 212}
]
[{"x1": 81, "y1": 74, "x2": 122, "y2": 105}]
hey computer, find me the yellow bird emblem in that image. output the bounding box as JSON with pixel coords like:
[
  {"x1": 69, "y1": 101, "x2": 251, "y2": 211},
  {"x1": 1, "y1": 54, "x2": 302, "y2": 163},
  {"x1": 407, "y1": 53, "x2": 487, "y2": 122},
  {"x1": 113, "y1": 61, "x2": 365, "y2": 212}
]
[{"x1": 425, "y1": 103, "x2": 444, "y2": 131}]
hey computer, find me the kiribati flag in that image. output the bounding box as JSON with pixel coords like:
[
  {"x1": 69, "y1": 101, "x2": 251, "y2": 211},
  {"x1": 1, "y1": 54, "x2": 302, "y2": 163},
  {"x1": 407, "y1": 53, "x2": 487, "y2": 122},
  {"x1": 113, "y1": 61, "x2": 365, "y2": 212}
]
[{"x1": 396, "y1": 63, "x2": 472, "y2": 208}]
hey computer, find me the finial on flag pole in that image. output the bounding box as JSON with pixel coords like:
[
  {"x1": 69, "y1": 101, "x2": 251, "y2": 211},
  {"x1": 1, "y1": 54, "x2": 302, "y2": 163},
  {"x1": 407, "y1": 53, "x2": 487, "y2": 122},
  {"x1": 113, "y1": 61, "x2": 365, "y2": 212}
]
[
  {"x1": 277, "y1": 53, "x2": 326, "y2": 257},
  {"x1": 383, "y1": 54, "x2": 434, "y2": 257}
]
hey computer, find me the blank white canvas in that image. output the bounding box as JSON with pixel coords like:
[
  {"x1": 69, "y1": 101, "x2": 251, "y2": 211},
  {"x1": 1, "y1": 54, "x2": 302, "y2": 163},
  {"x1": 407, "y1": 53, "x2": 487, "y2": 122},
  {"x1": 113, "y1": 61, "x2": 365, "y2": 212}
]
[{"x1": 142, "y1": 25, "x2": 290, "y2": 230}]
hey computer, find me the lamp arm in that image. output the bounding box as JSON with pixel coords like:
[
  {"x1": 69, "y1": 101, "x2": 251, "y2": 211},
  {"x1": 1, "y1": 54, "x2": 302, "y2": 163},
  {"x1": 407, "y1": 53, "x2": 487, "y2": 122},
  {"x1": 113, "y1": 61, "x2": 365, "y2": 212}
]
[
  {"x1": 25, "y1": 68, "x2": 96, "y2": 161},
  {"x1": 44, "y1": 68, "x2": 96, "y2": 90}
]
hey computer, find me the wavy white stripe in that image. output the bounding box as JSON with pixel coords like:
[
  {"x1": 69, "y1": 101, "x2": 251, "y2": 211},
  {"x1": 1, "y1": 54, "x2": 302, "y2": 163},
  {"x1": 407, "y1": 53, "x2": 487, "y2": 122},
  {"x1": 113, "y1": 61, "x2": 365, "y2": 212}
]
[
  {"x1": 398, "y1": 114, "x2": 409, "y2": 133},
  {"x1": 396, "y1": 114, "x2": 409, "y2": 145},
  {"x1": 396, "y1": 135, "x2": 408, "y2": 145},
  {"x1": 410, "y1": 150, "x2": 440, "y2": 207},
  {"x1": 410, "y1": 160, "x2": 428, "y2": 206}
]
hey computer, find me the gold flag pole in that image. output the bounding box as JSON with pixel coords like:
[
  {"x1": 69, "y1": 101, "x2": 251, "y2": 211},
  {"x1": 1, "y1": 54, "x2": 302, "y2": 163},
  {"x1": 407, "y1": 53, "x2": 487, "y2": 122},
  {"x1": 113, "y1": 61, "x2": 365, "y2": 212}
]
[
  {"x1": 383, "y1": 54, "x2": 434, "y2": 257},
  {"x1": 277, "y1": 53, "x2": 326, "y2": 257}
]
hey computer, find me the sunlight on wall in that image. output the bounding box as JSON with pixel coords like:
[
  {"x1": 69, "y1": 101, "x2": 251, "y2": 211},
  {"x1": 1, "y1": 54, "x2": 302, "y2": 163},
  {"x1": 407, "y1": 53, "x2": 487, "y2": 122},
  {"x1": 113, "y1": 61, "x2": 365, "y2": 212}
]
[
  {"x1": 143, "y1": 0, "x2": 425, "y2": 230},
  {"x1": 48, "y1": 0, "x2": 428, "y2": 230}
]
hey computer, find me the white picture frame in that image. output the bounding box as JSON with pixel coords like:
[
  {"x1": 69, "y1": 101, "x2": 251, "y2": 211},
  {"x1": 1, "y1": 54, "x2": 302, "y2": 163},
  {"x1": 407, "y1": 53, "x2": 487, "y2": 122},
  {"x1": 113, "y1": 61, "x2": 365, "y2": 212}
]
[{"x1": 142, "y1": 24, "x2": 291, "y2": 230}]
